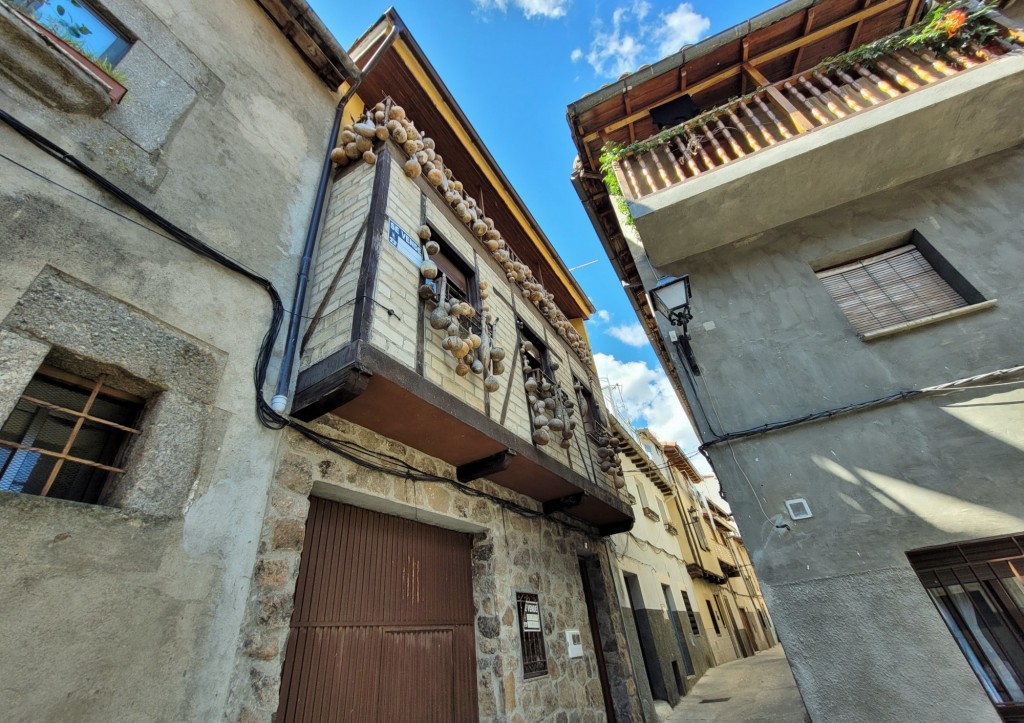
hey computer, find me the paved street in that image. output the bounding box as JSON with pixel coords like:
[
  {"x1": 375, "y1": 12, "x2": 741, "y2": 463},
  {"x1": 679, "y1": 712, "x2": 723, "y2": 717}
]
[{"x1": 663, "y1": 646, "x2": 810, "y2": 722}]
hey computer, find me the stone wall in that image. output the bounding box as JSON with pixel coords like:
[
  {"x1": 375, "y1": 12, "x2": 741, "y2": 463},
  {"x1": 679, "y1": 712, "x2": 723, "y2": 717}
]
[
  {"x1": 231, "y1": 418, "x2": 647, "y2": 722},
  {"x1": 0, "y1": 0, "x2": 340, "y2": 718}
]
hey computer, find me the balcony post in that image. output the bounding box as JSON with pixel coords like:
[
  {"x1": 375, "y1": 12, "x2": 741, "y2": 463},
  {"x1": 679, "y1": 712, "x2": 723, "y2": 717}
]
[{"x1": 744, "y1": 63, "x2": 813, "y2": 133}]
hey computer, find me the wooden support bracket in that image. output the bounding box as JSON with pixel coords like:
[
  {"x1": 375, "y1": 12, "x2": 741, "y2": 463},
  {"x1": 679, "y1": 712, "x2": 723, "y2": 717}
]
[{"x1": 456, "y1": 449, "x2": 516, "y2": 482}]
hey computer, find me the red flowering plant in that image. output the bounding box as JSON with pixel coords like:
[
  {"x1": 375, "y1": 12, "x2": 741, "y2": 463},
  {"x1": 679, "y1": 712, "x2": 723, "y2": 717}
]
[
  {"x1": 819, "y1": 1, "x2": 1001, "y2": 72},
  {"x1": 937, "y1": 8, "x2": 969, "y2": 38}
]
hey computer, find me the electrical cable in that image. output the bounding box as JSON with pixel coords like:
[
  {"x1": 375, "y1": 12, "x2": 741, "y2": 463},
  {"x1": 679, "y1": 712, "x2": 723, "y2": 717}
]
[
  {"x1": 0, "y1": 108, "x2": 601, "y2": 537},
  {"x1": 700, "y1": 364, "x2": 1024, "y2": 448}
]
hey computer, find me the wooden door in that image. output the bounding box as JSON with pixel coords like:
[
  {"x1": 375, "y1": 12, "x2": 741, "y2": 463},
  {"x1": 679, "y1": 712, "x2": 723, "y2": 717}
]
[{"x1": 277, "y1": 499, "x2": 479, "y2": 722}]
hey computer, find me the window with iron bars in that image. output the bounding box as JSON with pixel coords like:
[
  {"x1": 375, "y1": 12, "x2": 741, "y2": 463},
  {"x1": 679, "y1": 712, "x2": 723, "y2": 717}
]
[
  {"x1": 908, "y1": 534, "x2": 1024, "y2": 721},
  {"x1": 516, "y1": 591, "x2": 548, "y2": 678},
  {"x1": 0, "y1": 365, "x2": 144, "y2": 505},
  {"x1": 681, "y1": 591, "x2": 701, "y2": 636}
]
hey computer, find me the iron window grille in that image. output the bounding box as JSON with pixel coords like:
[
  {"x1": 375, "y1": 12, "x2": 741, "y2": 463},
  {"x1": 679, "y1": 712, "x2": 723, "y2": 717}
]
[
  {"x1": 706, "y1": 599, "x2": 722, "y2": 636},
  {"x1": 909, "y1": 534, "x2": 1024, "y2": 721},
  {"x1": 681, "y1": 591, "x2": 701, "y2": 636},
  {"x1": 516, "y1": 592, "x2": 548, "y2": 679},
  {"x1": 0, "y1": 365, "x2": 143, "y2": 504},
  {"x1": 815, "y1": 232, "x2": 985, "y2": 338}
]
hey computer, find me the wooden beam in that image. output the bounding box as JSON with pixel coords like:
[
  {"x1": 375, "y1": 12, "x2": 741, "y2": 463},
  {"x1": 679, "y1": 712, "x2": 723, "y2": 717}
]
[
  {"x1": 746, "y1": 64, "x2": 813, "y2": 131},
  {"x1": 624, "y1": 91, "x2": 635, "y2": 143},
  {"x1": 792, "y1": 7, "x2": 818, "y2": 75},
  {"x1": 904, "y1": 0, "x2": 923, "y2": 28},
  {"x1": 740, "y1": 39, "x2": 750, "y2": 94},
  {"x1": 849, "y1": 0, "x2": 874, "y2": 52},
  {"x1": 581, "y1": 0, "x2": 906, "y2": 143},
  {"x1": 743, "y1": 62, "x2": 771, "y2": 87}
]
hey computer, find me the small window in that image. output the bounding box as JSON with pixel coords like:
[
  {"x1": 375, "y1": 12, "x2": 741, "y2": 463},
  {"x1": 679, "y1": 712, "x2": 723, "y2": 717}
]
[
  {"x1": 635, "y1": 480, "x2": 649, "y2": 509},
  {"x1": 519, "y1": 321, "x2": 549, "y2": 376},
  {"x1": 573, "y1": 378, "x2": 602, "y2": 434},
  {"x1": 691, "y1": 507, "x2": 711, "y2": 551},
  {"x1": 908, "y1": 534, "x2": 1024, "y2": 719},
  {"x1": 0, "y1": 365, "x2": 143, "y2": 504},
  {"x1": 516, "y1": 592, "x2": 548, "y2": 679},
  {"x1": 426, "y1": 232, "x2": 481, "y2": 338},
  {"x1": 681, "y1": 591, "x2": 701, "y2": 636},
  {"x1": 656, "y1": 496, "x2": 669, "y2": 522},
  {"x1": 816, "y1": 233, "x2": 985, "y2": 338},
  {"x1": 12, "y1": 0, "x2": 131, "y2": 65},
  {"x1": 706, "y1": 599, "x2": 722, "y2": 636}
]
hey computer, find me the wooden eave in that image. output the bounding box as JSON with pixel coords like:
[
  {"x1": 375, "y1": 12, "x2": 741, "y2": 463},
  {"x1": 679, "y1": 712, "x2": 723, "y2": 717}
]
[
  {"x1": 663, "y1": 443, "x2": 702, "y2": 483},
  {"x1": 252, "y1": 0, "x2": 358, "y2": 89},
  {"x1": 568, "y1": 0, "x2": 923, "y2": 450},
  {"x1": 609, "y1": 417, "x2": 674, "y2": 494},
  {"x1": 353, "y1": 11, "x2": 593, "y2": 320},
  {"x1": 567, "y1": 0, "x2": 922, "y2": 175}
]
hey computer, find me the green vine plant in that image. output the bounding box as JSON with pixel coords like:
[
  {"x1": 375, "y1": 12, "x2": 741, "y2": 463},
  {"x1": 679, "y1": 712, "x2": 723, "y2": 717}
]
[
  {"x1": 599, "y1": 144, "x2": 636, "y2": 228},
  {"x1": 600, "y1": 1, "x2": 1002, "y2": 169},
  {"x1": 818, "y1": 1, "x2": 999, "y2": 69}
]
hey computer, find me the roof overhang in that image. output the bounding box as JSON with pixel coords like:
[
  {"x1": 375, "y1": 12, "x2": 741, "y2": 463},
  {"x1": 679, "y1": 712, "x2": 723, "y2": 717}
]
[
  {"x1": 351, "y1": 10, "x2": 594, "y2": 320},
  {"x1": 251, "y1": 0, "x2": 360, "y2": 89}
]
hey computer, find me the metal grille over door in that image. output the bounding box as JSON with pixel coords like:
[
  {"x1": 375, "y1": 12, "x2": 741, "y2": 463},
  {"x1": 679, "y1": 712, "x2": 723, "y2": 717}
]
[{"x1": 277, "y1": 499, "x2": 479, "y2": 722}]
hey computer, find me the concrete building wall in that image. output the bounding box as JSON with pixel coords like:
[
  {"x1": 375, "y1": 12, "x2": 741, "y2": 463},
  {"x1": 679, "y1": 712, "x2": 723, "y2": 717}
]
[
  {"x1": 676, "y1": 147, "x2": 1024, "y2": 722},
  {"x1": 0, "y1": 1, "x2": 340, "y2": 720}
]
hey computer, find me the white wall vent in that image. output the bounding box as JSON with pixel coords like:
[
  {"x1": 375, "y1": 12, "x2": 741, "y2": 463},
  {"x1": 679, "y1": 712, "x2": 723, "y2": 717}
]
[{"x1": 785, "y1": 498, "x2": 813, "y2": 521}]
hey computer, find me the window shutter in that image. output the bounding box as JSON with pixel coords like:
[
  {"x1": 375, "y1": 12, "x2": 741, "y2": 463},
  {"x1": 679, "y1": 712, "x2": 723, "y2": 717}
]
[{"x1": 817, "y1": 245, "x2": 968, "y2": 335}]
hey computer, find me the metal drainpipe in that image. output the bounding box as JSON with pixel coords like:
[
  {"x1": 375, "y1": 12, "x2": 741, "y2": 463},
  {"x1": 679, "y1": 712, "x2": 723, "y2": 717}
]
[{"x1": 271, "y1": 24, "x2": 398, "y2": 413}]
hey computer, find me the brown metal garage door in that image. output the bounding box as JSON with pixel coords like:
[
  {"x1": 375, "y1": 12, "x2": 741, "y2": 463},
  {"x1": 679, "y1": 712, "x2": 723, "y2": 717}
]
[{"x1": 276, "y1": 498, "x2": 479, "y2": 722}]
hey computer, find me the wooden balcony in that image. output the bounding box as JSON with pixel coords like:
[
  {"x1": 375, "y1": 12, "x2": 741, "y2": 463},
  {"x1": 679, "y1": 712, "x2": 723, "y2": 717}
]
[
  {"x1": 611, "y1": 26, "x2": 1024, "y2": 268},
  {"x1": 292, "y1": 142, "x2": 634, "y2": 535}
]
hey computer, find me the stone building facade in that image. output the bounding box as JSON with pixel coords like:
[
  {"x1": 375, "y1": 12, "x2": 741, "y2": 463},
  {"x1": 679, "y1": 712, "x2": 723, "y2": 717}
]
[
  {"x1": 1, "y1": 1, "x2": 644, "y2": 722},
  {"x1": 234, "y1": 9, "x2": 643, "y2": 717},
  {"x1": 0, "y1": 0, "x2": 343, "y2": 720}
]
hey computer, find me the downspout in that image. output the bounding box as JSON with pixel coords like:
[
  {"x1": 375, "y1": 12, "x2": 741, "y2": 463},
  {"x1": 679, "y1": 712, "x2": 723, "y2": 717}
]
[{"x1": 271, "y1": 24, "x2": 399, "y2": 413}]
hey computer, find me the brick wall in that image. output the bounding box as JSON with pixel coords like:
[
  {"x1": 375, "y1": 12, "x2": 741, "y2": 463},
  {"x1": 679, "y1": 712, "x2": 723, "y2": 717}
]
[{"x1": 299, "y1": 161, "x2": 374, "y2": 371}]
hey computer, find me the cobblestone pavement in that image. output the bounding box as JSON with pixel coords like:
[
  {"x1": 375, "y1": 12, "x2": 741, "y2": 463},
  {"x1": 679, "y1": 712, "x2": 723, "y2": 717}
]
[{"x1": 663, "y1": 645, "x2": 810, "y2": 722}]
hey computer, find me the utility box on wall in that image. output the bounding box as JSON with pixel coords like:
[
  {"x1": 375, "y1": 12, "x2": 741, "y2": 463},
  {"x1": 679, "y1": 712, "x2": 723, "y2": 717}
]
[{"x1": 565, "y1": 629, "x2": 583, "y2": 658}]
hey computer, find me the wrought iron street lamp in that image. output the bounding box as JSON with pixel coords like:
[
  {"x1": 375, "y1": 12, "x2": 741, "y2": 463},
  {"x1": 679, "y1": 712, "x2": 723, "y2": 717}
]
[{"x1": 649, "y1": 275, "x2": 700, "y2": 375}]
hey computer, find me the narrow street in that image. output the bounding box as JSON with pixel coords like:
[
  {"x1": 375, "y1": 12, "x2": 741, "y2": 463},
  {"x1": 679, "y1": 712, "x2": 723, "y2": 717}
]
[{"x1": 664, "y1": 646, "x2": 810, "y2": 722}]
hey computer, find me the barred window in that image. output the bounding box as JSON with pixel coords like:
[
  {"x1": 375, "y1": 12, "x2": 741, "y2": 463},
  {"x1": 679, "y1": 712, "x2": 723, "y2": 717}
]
[
  {"x1": 909, "y1": 534, "x2": 1024, "y2": 721},
  {"x1": 681, "y1": 590, "x2": 701, "y2": 636},
  {"x1": 0, "y1": 366, "x2": 143, "y2": 505},
  {"x1": 815, "y1": 230, "x2": 990, "y2": 339},
  {"x1": 516, "y1": 592, "x2": 548, "y2": 679}
]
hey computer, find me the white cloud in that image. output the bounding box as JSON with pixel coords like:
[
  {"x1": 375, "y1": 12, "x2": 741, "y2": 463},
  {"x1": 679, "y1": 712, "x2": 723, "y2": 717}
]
[
  {"x1": 606, "y1": 322, "x2": 649, "y2": 347},
  {"x1": 570, "y1": 48, "x2": 583, "y2": 62},
  {"x1": 594, "y1": 352, "x2": 702, "y2": 456},
  {"x1": 585, "y1": 7, "x2": 645, "y2": 78},
  {"x1": 584, "y1": 2, "x2": 710, "y2": 78},
  {"x1": 653, "y1": 3, "x2": 711, "y2": 56},
  {"x1": 594, "y1": 309, "x2": 611, "y2": 323},
  {"x1": 473, "y1": 0, "x2": 570, "y2": 19}
]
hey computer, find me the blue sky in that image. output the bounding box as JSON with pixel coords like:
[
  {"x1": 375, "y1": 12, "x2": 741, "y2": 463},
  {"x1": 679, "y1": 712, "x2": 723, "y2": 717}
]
[{"x1": 309, "y1": 0, "x2": 779, "y2": 467}]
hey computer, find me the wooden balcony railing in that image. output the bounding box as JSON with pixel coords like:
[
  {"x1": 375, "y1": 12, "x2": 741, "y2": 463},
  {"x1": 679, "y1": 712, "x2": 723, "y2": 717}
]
[{"x1": 610, "y1": 27, "x2": 1022, "y2": 201}]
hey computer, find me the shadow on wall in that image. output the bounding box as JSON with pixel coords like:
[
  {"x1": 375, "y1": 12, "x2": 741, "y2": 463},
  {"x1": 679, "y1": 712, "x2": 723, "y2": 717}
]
[{"x1": 810, "y1": 384, "x2": 1024, "y2": 537}]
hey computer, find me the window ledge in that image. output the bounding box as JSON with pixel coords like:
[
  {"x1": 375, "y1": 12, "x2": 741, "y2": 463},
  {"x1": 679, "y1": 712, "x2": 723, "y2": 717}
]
[
  {"x1": 860, "y1": 300, "x2": 998, "y2": 341},
  {"x1": 0, "y1": 3, "x2": 123, "y2": 115}
]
